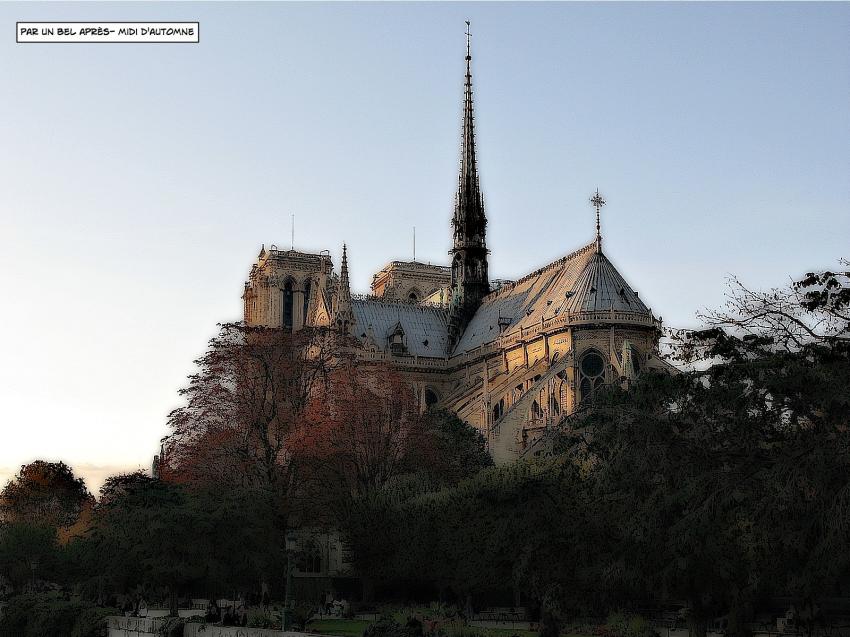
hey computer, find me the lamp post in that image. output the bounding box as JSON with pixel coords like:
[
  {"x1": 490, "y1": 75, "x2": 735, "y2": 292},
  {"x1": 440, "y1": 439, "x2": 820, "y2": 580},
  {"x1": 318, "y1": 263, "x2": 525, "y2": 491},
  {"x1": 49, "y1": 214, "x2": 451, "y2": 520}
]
[{"x1": 282, "y1": 529, "x2": 297, "y2": 631}]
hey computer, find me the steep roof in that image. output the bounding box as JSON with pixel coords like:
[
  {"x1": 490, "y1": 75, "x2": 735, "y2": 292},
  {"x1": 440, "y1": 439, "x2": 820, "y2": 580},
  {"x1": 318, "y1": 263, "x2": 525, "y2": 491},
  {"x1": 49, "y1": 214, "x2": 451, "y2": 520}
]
[
  {"x1": 352, "y1": 299, "x2": 450, "y2": 358},
  {"x1": 452, "y1": 243, "x2": 652, "y2": 354}
]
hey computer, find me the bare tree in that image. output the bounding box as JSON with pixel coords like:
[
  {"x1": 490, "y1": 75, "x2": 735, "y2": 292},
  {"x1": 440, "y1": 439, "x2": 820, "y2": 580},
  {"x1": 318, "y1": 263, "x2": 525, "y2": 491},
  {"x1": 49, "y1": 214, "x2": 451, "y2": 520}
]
[{"x1": 671, "y1": 260, "x2": 849, "y2": 364}]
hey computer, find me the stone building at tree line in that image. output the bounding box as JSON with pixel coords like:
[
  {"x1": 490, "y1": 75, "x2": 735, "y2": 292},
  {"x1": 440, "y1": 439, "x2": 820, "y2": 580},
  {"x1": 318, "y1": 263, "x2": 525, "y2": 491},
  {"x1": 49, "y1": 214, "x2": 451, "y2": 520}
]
[{"x1": 242, "y1": 34, "x2": 671, "y2": 465}]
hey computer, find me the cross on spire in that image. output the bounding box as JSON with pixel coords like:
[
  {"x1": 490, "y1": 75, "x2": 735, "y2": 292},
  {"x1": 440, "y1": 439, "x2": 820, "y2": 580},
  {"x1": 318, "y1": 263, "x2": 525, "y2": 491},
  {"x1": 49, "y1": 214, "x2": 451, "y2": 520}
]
[
  {"x1": 465, "y1": 20, "x2": 471, "y2": 60},
  {"x1": 590, "y1": 189, "x2": 606, "y2": 253}
]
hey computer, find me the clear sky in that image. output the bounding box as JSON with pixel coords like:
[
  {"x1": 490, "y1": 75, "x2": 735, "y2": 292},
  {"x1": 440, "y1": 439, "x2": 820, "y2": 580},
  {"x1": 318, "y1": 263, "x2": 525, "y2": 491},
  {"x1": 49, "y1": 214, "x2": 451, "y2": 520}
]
[{"x1": 1, "y1": 2, "x2": 848, "y2": 494}]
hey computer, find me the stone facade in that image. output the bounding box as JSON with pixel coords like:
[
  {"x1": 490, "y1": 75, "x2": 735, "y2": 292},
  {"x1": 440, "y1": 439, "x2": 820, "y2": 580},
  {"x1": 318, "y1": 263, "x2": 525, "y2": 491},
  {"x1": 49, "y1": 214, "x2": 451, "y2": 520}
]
[{"x1": 370, "y1": 261, "x2": 451, "y2": 303}]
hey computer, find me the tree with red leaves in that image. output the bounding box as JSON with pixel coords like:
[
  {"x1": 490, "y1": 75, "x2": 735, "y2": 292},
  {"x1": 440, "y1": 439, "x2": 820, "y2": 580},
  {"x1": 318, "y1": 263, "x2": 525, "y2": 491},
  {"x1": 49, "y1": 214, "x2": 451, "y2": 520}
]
[
  {"x1": 290, "y1": 361, "x2": 440, "y2": 525},
  {"x1": 162, "y1": 322, "x2": 351, "y2": 493},
  {"x1": 0, "y1": 460, "x2": 93, "y2": 528},
  {"x1": 306, "y1": 363, "x2": 429, "y2": 489}
]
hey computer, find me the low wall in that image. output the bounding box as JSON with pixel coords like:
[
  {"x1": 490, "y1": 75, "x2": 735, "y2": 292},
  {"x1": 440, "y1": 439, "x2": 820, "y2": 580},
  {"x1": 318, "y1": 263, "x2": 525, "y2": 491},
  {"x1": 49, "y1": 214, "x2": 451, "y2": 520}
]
[
  {"x1": 183, "y1": 626, "x2": 310, "y2": 637},
  {"x1": 107, "y1": 616, "x2": 167, "y2": 636},
  {"x1": 107, "y1": 617, "x2": 336, "y2": 637}
]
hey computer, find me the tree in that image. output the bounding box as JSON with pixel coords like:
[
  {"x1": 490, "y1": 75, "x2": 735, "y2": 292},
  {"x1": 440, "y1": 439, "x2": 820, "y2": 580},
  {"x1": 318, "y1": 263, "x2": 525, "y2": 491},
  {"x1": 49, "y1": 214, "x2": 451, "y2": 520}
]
[
  {"x1": 163, "y1": 322, "x2": 351, "y2": 493},
  {"x1": 561, "y1": 375, "x2": 771, "y2": 637},
  {"x1": 556, "y1": 261, "x2": 850, "y2": 635},
  {"x1": 424, "y1": 408, "x2": 493, "y2": 485},
  {"x1": 1, "y1": 461, "x2": 93, "y2": 529},
  {"x1": 84, "y1": 473, "x2": 284, "y2": 616},
  {"x1": 674, "y1": 261, "x2": 849, "y2": 362},
  {"x1": 292, "y1": 361, "x2": 437, "y2": 525},
  {"x1": 0, "y1": 522, "x2": 60, "y2": 591}
]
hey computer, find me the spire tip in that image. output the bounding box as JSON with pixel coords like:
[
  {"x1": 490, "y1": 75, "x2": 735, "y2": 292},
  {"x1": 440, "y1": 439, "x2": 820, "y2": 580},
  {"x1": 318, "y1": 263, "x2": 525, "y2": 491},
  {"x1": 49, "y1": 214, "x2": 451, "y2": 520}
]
[{"x1": 590, "y1": 189, "x2": 607, "y2": 253}]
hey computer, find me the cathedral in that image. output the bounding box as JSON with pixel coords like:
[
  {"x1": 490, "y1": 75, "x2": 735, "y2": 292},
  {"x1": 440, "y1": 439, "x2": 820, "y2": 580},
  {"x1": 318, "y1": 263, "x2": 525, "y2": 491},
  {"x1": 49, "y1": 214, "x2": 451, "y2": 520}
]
[{"x1": 242, "y1": 33, "x2": 671, "y2": 464}]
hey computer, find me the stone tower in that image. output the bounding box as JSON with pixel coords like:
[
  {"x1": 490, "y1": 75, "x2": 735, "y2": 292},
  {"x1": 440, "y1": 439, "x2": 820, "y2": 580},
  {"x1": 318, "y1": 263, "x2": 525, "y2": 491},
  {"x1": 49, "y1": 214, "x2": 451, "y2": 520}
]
[{"x1": 447, "y1": 24, "x2": 489, "y2": 350}]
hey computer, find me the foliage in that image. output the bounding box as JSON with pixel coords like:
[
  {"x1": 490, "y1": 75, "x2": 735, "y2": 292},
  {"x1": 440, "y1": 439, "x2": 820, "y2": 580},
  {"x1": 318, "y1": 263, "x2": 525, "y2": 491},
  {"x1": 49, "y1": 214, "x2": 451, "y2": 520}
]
[
  {"x1": 424, "y1": 409, "x2": 493, "y2": 485},
  {"x1": 308, "y1": 618, "x2": 372, "y2": 637},
  {"x1": 163, "y1": 322, "x2": 351, "y2": 492},
  {"x1": 604, "y1": 613, "x2": 658, "y2": 637},
  {"x1": 293, "y1": 361, "x2": 439, "y2": 525},
  {"x1": 158, "y1": 617, "x2": 186, "y2": 637},
  {"x1": 0, "y1": 461, "x2": 93, "y2": 528},
  {"x1": 364, "y1": 618, "x2": 420, "y2": 637},
  {"x1": 0, "y1": 522, "x2": 61, "y2": 590},
  {"x1": 70, "y1": 605, "x2": 117, "y2": 637},
  {"x1": 82, "y1": 476, "x2": 285, "y2": 613},
  {"x1": 249, "y1": 612, "x2": 283, "y2": 628},
  {"x1": 343, "y1": 262, "x2": 850, "y2": 633},
  {"x1": 345, "y1": 459, "x2": 600, "y2": 613},
  {"x1": 0, "y1": 592, "x2": 115, "y2": 637}
]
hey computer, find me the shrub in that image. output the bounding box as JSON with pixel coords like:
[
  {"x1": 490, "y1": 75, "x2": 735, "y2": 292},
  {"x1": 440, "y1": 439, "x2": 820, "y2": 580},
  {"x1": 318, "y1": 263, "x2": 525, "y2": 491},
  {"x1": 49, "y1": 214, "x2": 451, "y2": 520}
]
[
  {"x1": 292, "y1": 602, "x2": 317, "y2": 628},
  {"x1": 0, "y1": 593, "x2": 116, "y2": 637},
  {"x1": 158, "y1": 617, "x2": 185, "y2": 637},
  {"x1": 365, "y1": 618, "x2": 418, "y2": 637},
  {"x1": 605, "y1": 612, "x2": 658, "y2": 637},
  {"x1": 249, "y1": 612, "x2": 281, "y2": 628},
  {"x1": 71, "y1": 605, "x2": 117, "y2": 637},
  {"x1": 0, "y1": 593, "x2": 35, "y2": 636}
]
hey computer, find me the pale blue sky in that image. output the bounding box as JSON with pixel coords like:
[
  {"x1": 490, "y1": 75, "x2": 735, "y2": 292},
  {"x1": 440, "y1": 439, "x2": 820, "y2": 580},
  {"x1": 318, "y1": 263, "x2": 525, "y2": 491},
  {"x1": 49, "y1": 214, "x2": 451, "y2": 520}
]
[{"x1": 1, "y1": 2, "x2": 848, "y2": 491}]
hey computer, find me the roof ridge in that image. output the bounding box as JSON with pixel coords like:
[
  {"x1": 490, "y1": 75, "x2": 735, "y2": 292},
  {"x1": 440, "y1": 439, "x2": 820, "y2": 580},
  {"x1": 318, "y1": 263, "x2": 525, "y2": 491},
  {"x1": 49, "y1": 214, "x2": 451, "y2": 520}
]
[
  {"x1": 352, "y1": 295, "x2": 448, "y2": 312},
  {"x1": 482, "y1": 241, "x2": 596, "y2": 302}
]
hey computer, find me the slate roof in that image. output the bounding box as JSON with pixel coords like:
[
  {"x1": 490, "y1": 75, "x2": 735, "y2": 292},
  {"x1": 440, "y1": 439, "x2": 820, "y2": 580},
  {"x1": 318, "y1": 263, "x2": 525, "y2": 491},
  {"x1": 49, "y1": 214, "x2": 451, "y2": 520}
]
[
  {"x1": 452, "y1": 243, "x2": 652, "y2": 354},
  {"x1": 350, "y1": 243, "x2": 652, "y2": 359},
  {"x1": 352, "y1": 299, "x2": 450, "y2": 358}
]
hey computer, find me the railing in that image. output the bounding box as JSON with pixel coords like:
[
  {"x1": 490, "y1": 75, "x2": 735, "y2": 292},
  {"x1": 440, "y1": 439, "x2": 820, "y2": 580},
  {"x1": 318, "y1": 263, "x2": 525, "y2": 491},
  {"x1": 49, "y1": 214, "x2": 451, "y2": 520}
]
[
  {"x1": 351, "y1": 294, "x2": 446, "y2": 308},
  {"x1": 353, "y1": 309, "x2": 658, "y2": 371},
  {"x1": 451, "y1": 309, "x2": 659, "y2": 363}
]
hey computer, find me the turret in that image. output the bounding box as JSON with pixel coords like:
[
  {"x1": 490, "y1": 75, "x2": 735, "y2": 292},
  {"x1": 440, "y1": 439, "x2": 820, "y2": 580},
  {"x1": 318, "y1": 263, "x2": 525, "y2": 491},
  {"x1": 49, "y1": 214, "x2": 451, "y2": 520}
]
[{"x1": 333, "y1": 244, "x2": 356, "y2": 334}]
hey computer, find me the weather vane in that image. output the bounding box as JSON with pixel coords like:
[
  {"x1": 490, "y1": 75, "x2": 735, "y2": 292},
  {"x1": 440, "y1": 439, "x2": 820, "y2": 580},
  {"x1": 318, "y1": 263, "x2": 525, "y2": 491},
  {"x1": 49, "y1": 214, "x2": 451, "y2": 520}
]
[
  {"x1": 465, "y1": 21, "x2": 471, "y2": 59},
  {"x1": 590, "y1": 189, "x2": 606, "y2": 251}
]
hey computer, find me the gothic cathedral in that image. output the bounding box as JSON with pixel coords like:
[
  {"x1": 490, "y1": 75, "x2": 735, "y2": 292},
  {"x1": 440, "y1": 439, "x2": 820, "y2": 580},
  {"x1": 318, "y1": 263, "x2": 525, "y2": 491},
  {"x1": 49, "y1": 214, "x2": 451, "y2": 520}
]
[{"x1": 242, "y1": 33, "x2": 671, "y2": 464}]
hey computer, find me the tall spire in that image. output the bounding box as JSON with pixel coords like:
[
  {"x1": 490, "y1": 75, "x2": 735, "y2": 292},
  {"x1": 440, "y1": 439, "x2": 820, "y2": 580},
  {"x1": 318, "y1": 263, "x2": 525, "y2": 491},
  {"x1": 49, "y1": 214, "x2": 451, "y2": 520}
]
[
  {"x1": 453, "y1": 20, "x2": 486, "y2": 251},
  {"x1": 448, "y1": 21, "x2": 490, "y2": 351},
  {"x1": 334, "y1": 243, "x2": 355, "y2": 333}
]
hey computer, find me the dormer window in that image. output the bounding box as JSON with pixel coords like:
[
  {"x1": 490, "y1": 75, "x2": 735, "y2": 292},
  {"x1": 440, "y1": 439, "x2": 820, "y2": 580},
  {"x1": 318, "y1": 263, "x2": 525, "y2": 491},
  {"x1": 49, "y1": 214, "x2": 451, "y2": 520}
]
[
  {"x1": 498, "y1": 316, "x2": 511, "y2": 333},
  {"x1": 388, "y1": 322, "x2": 407, "y2": 355}
]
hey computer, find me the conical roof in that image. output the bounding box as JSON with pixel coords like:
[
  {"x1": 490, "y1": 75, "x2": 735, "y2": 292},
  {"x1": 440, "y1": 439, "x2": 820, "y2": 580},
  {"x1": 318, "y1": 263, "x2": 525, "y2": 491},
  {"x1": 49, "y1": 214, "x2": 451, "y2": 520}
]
[
  {"x1": 562, "y1": 250, "x2": 650, "y2": 314},
  {"x1": 452, "y1": 242, "x2": 655, "y2": 354}
]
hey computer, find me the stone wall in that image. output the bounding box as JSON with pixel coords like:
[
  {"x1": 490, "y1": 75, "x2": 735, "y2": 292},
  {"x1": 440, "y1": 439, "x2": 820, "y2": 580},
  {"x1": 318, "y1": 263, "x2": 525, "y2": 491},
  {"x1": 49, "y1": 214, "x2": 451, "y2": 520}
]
[
  {"x1": 183, "y1": 625, "x2": 318, "y2": 637},
  {"x1": 107, "y1": 616, "x2": 167, "y2": 636},
  {"x1": 107, "y1": 617, "x2": 336, "y2": 637}
]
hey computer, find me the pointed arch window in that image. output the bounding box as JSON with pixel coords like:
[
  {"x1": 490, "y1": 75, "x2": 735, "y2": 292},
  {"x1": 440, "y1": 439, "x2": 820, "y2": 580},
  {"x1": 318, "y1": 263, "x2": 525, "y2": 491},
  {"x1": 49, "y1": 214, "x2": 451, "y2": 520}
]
[
  {"x1": 282, "y1": 279, "x2": 294, "y2": 329},
  {"x1": 549, "y1": 393, "x2": 560, "y2": 415},
  {"x1": 630, "y1": 345, "x2": 642, "y2": 376},
  {"x1": 424, "y1": 387, "x2": 439, "y2": 409},
  {"x1": 579, "y1": 350, "x2": 606, "y2": 403},
  {"x1": 531, "y1": 400, "x2": 542, "y2": 418},
  {"x1": 299, "y1": 540, "x2": 322, "y2": 574},
  {"x1": 492, "y1": 397, "x2": 505, "y2": 422},
  {"x1": 303, "y1": 279, "x2": 312, "y2": 326}
]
